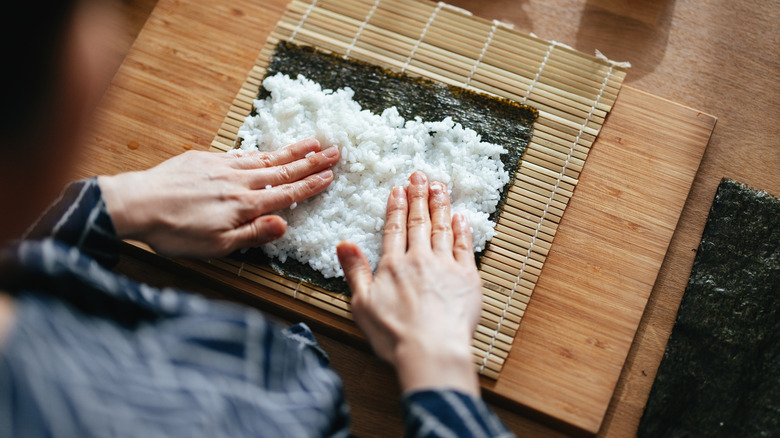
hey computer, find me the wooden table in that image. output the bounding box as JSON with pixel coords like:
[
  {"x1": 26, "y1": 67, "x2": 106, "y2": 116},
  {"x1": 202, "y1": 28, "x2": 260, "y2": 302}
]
[{"x1": 78, "y1": 0, "x2": 780, "y2": 436}]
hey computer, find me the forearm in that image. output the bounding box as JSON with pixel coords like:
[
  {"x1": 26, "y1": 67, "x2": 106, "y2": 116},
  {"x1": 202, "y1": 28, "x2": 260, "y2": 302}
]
[
  {"x1": 395, "y1": 338, "x2": 479, "y2": 397},
  {"x1": 402, "y1": 389, "x2": 514, "y2": 438},
  {"x1": 24, "y1": 178, "x2": 120, "y2": 267},
  {"x1": 97, "y1": 172, "x2": 155, "y2": 241}
]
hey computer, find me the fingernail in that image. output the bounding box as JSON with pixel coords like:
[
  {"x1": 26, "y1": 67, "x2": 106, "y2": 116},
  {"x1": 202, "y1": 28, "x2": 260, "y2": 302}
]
[
  {"x1": 410, "y1": 171, "x2": 426, "y2": 185},
  {"x1": 319, "y1": 169, "x2": 334, "y2": 181},
  {"x1": 430, "y1": 182, "x2": 444, "y2": 194},
  {"x1": 263, "y1": 216, "x2": 286, "y2": 238},
  {"x1": 304, "y1": 138, "x2": 320, "y2": 149},
  {"x1": 392, "y1": 186, "x2": 406, "y2": 198},
  {"x1": 323, "y1": 146, "x2": 339, "y2": 158}
]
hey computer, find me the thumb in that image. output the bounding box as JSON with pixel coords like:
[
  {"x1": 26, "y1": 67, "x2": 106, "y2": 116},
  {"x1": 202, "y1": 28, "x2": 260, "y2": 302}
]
[
  {"x1": 337, "y1": 241, "x2": 373, "y2": 298},
  {"x1": 226, "y1": 215, "x2": 287, "y2": 251}
]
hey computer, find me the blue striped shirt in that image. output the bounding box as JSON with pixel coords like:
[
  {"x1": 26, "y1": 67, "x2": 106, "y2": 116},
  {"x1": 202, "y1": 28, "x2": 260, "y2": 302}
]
[{"x1": 0, "y1": 178, "x2": 512, "y2": 437}]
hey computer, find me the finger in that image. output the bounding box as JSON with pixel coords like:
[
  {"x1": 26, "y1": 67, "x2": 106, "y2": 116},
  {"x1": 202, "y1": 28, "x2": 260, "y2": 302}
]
[
  {"x1": 337, "y1": 241, "x2": 373, "y2": 298},
  {"x1": 382, "y1": 186, "x2": 408, "y2": 257},
  {"x1": 224, "y1": 215, "x2": 287, "y2": 252},
  {"x1": 429, "y1": 182, "x2": 453, "y2": 254},
  {"x1": 452, "y1": 213, "x2": 476, "y2": 268},
  {"x1": 230, "y1": 138, "x2": 321, "y2": 170},
  {"x1": 406, "y1": 171, "x2": 431, "y2": 250},
  {"x1": 249, "y1": 169, "x2": 334, "y2": 213},
  {"x1": 247, "y1": 145, "x2": 339, "y2": 189}
]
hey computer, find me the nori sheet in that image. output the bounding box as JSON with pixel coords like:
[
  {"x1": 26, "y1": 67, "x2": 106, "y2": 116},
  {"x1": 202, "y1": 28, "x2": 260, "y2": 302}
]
[
  {"x1": 234, "y1": 41, "x2": 537, "y2": 294},
  {"x1": 638, "y1": 179, "x2": 780, "y2": 437}
]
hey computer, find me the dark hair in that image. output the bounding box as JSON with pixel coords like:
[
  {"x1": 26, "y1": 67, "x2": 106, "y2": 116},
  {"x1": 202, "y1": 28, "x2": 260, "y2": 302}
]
[{"x1": 1, "y1": 1, "x2": 80, "y2": 146}]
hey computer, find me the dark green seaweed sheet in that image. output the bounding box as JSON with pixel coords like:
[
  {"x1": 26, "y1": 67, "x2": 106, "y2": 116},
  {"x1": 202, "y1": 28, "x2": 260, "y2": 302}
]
[
  {"x1": 234, "y1": 41, "x2": 537, "y2": 294},
  {"x1": 638, "y1": 179, "x2": 780, "y2": 437}
]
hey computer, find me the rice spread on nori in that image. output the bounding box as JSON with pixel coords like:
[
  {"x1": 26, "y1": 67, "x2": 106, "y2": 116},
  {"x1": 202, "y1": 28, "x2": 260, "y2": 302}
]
[
  {"x1": 639, "y1": 179, "x2": 780, "y2": 437},
  {"x1": 235, "y1": 42, "x2": 537, "y2": 293}
]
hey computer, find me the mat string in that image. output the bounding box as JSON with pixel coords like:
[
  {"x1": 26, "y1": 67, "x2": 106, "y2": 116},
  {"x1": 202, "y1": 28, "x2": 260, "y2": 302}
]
[
  {"x1": 345, "y1": 0, "x2": 382, "y2": 59},
  {"x1": 479, "y1": 61, "x2": 615, "y2": 374},
  {"x1": 465, "y1": 20, "x2": 500, "y2": 88},
  {"x1": 522, "y1": 40, "x2": 558, "y2": 104},
  {"x1": 401, "y1": 1, "x2": 444, "y2": 73},
  {"x1": 293, "y1": 280, "x2": 302, "y2": 300},
  {"x1": 290, "y1": 0, "x2": 319, "y2": 42}
]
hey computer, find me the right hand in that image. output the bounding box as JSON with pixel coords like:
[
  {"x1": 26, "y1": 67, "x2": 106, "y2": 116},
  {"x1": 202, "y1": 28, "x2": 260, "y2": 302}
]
[
  {"x1": 337, "y1": 171, "x2": 483, "y2": 396},
  {"x1": 99, "y1": 138, "x2": 339, "y2": 258}
]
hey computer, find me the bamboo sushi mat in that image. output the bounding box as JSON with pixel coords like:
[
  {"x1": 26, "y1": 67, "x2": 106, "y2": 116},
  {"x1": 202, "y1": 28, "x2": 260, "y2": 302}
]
[{"x1": 210, "y1": 0, "x2": 627, "y2": 379}]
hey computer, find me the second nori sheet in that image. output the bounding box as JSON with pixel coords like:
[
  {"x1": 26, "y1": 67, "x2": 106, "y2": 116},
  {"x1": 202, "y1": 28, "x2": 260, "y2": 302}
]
[
  {"x1": 638, "y1": 179, "x2": 780, "y2": 437},
  {"x1": 235, "y1": 42, "x2": 537, "y2": 294}
]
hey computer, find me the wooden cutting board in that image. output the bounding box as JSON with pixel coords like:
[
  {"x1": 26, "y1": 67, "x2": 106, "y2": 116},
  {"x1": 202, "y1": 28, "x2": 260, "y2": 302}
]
[{"x1": 79, "y1": 0, "x2": 716, "y2": 435}]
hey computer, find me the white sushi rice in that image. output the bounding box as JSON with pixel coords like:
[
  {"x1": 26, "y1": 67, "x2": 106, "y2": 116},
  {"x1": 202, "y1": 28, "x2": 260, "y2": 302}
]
[{"x1": 234, "y1": 73, "x2": 509, "y2": 278}]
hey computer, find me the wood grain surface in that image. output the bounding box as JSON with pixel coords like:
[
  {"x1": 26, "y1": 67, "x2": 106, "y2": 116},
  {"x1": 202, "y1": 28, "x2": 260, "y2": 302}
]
[
  {"x1": 480, "y1": 87, "x2": 713, "y2": 435},
  {"x1": 79, "y1": 0, "x2": 779, "y2": 436}
]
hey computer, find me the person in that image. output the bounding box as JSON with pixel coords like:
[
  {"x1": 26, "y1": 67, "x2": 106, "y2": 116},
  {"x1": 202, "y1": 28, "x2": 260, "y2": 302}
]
[{"x1": 0, "y1": 1, "x2": 513, "y2": 436}]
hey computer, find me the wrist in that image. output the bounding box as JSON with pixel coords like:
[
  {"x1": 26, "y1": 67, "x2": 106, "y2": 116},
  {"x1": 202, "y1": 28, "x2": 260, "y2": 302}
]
[
  {"x1": 394, "y1": 338, "x2": 479, "y2": 397},
  {"x1": 98, "y1": 172, "x2": 150, "y2": 240}
]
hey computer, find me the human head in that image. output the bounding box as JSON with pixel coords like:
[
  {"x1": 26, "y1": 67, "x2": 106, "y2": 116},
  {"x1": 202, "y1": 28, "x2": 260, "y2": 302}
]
[{"x1": 0, "y1": 0, "x2": 120, "y2": 245}]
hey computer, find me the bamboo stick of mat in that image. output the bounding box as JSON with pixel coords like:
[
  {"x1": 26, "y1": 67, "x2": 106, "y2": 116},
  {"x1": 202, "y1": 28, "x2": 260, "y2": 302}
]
[{"x1": 209, "y1": 0, "x2": 627, "y2": 379}]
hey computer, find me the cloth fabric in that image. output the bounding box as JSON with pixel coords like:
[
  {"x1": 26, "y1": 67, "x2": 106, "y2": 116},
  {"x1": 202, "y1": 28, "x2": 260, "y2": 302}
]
[{"x1": 0, "y1": 178, "x2": 512, "y2": 437}]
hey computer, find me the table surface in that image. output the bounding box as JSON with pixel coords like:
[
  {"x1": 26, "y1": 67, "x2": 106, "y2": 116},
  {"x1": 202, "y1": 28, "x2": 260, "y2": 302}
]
[{"x1": 80, "y1": 0, "x2": 780, "y2": 436}]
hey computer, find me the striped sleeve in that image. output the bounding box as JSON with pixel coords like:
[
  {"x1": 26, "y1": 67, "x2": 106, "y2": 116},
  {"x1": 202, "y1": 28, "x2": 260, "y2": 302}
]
[
  {"x1": 24, "y1": 178, "x2": 119, "y2": 267},
  {"x1": 402, "y1": 390, "x2": 514, "y2": 438},
  {"x1": 1, "y1": 241, "x2": 351, "y2": 437}
]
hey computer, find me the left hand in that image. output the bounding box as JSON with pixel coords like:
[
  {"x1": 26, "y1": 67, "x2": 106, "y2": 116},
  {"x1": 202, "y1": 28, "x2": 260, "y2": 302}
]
[
  {"x1": 337, "y1": 171, "x2": 483, "y2": 395},
  {"x1": 99, "y1": 138, "x2": 339, "y2": 258}
]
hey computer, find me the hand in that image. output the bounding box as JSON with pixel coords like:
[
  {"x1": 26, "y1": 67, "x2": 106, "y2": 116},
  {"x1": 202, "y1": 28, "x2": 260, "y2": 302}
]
[
  {"x1": 337, "y1": 171, "x2": 483, "y2": 396},
  {"x1": 99, "y1": 138, "x2": 339, "y2": 258}
]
